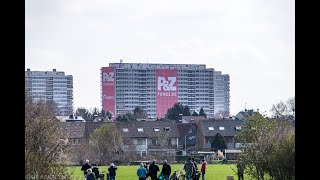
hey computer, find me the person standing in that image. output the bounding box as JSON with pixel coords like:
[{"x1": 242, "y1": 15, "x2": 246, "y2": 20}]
[
  {"x1": 184, "y1": 158, "x2": 195, "y2": 180},
  {"x1": 161, "y1": 160, "x2": 171, "y2": 180},
  {"x1": 200, "y1": 159, "x2": 207, "y2": 180},
  {"x1": 148, "y1": 160, "x2": 160, "y2": 180},
  {"x1": 85, "y1": 169, "x2": 96, "y2": 180},
  {"x1": 192, "y1": 158, "x2": 199, "y2": 180},
  {"x1": 144, "y1": 162, "x2": 150, "y2": 180},
  {"x1": 92, "y1": 164, "x2": 100, "y2": 180},
  {"x1": 137, "y1": 163, "x2": 147, "y2": 180},
  {"x1": 237, "y1": 159, "x2": 245, "y2": 180},
  {"x1": 81, "y1": 159, "x2": 92, "y2": 178},
  {"x1": 108, "y1": 163, "x2": 118, "y2": 180}
]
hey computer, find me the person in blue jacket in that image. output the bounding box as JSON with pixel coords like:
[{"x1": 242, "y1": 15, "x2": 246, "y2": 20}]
[{"x1": 137, "y1": 163, "x2": 147, "y2": 180}]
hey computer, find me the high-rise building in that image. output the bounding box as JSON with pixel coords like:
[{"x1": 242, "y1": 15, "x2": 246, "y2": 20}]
[
  {"x1": 101, "y1": 63, "x2": 230, "y2": 119},
  {"x1": 25, "y1": 68, "x2": 73, "y2": 116}
]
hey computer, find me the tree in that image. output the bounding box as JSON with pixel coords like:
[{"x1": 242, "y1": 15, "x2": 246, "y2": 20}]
[
  {"x1": 286, "y1": 96, "x2": 295, "y2": 117},
  {"x1": 25, "y1": 95, "x2": 71, "y2": 179},
  {"x1": 192, "y1": 111, "x2": 199, "y2": 116},
  {"x1": 133, "y1": 106, "x2": 148, "y2": 119},
  {"x1": 100, "y1": 109, "x2": 107, "y2": 118},
  {"x1": 199, "y1": 107, "x2": 207, "y2": 118},
  {"x1": 106, "y1": 111, "x2": 113, "y2": 120},
  {"x1": 183, "y1": 105, "x2": 191, "y2": 116},
  {"x1": 116, "y1": 112, "x2": 136, "y2": 122},
  {"x1": 270, "y1": 96, "x2": 295, "y2": 119},
  {"x1": 235, "y1": 114, "x2": 295, "y2": 180},
  {"x1": 76, "y1": 107, "x2": 92, "y2": 122},
  {"x1": 92, "y1": 107, "x2": 100, "y2": 121},
  {"x1": 211, "y1": 133, "x2": 227, "y2": 152},
  {"x1": 165, "y1": 103, "x2": 191, "y2": 120},
  {"x1": 89, "y1": 123, "x2": 123, "y2": 165}
]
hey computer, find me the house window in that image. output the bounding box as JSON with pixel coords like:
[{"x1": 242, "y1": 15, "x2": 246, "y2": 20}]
[
  {"x1": 152, "y1": 138, "x2": 157, "y2": 145},
  {"x1": 137, "y1": 138, "x2": 146, "y2": 145},
  {"x1": 236, "y1": 126, "x2": 241, "y2": 130},
  {"x1": 154, "y1": 128, "x2": 160, "y2": 132},
  {"x1": 219, "y1": 127, "x2": 225, "y2": 130},
  {"x1": 208, "y1": 127, "x2": 214, "y2": 130},
  {"x1": 164, "y1": 127, "x2": 170, "y2": 131},
  {"x1": 137, "y1": 128, "x2": 144, "y2": 132},
  {"x1": 123, "y1": 128, "x2": 128, "y2": 132}
]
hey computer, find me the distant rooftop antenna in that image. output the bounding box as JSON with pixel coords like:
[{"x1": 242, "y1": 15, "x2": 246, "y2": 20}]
[{"x1": 244, "y1": 102, "x2": 247, "y2": 111}]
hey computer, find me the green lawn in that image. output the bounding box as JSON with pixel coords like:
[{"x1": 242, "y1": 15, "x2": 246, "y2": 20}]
[{"x1": 69, "y1": 164, "x2": 250, "y2": 180}]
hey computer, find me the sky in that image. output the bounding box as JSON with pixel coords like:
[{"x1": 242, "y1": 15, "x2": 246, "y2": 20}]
[{"x1": 25, "y1": 0, "x2": 295, "y2": 116}]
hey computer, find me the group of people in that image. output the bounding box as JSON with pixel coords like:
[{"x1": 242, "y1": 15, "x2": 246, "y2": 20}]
[
  {"x1": 81, "y1": 159, "x2": 118, "y2": 180},
  {"x1": 183, "y1": 158, "x2": 207, "y2": 180},
  {"x1": 80, "y1": 158, "x2": 244, "y2": 180},
  {"x1": 137, "y1": 159, "x2": 171, "y2": 180}
]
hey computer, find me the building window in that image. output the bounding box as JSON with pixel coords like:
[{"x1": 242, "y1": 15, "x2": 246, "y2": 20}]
[
  {"x1": 164, "y1": 127, "x2": 170, "y2": 131},
  {"x1": 137, "y1": 128, "x2": 144, "y2": 132},
  {"x1": 219, "y1": 127, "x2": 225, "y2": 130},
  {"x1": 208, "y1": 127, "x2": 214, "y2": 130},
  {"x1": 123, "y1": 128, "x2": 128, "y2": 132},
  {"x1": 137, "y1": 138, "x2": 146, "y2": 145},
  {"x1": 154, "y1": 128, "x2": 160, "y2": 132},
  {"x1": 235, "y1": 126, "x2": 241, "y2": 130}
]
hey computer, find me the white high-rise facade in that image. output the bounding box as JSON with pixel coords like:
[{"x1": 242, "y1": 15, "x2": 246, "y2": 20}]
[
  {"x1": 101, "y1": 63, "x2": 230, "y2": 119},
  {"x1": 25, "y1": 69, "x2": 73, "y2": 116}
]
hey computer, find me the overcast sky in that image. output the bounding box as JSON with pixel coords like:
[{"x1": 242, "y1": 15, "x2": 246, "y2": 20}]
[{"x1": 25, "y1": 0, "x2": 295, "y2": 116}]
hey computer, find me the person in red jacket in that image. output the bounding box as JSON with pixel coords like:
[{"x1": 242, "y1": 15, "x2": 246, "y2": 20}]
[{"x1": 200, "y1": 159, "x2": 207, "y2": 180}]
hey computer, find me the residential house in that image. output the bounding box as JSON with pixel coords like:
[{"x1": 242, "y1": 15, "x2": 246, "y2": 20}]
[
  {"x1": 197, "y1": 119, "x2": 246, "y2": 159},
  {"x1": 117, "y1": 120, "x2": 180, "y2": 158},
  {"x1": 58, "y1": 121, "x2": 86, "y2": 165},
  {"x1": 235, "y1": 109, "x2": 258, "y2": 120}
]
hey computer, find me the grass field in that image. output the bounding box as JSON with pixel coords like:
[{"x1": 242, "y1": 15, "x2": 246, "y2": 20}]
[{"x1": 69, "y1": 164, "x2": 250, "y2": 180}]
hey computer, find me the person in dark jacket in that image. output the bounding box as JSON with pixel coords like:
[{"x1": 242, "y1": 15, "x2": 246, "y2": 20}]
[
  {"x1": 92, "y1": 164, "x2": 100, "y2": 180},
  {"x1": 108, "y1": 163, "x2": 118, "y2": 180},
  {"x1": 161, "y1": 160, "x2": 171, "y2": 180},
  {"x1": 81, "y1": 159, "x2": 92, "y2": 177},
  {"x1": 85, "y1": 169, "x2": 96, "y2": 180},
  {"x1": 184, "y1": 158, "x2": 195, "y2": 180},
  {"x1": 148, "y1": 160, "x2": 160, "y2": 180},
  {"x1": 237, "y1": 159, "x2": 245, "y2": 180}
]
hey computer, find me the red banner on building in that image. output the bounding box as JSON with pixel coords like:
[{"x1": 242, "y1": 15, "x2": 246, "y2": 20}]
[
  {"x1": 102, "y1": 67, "x2": 115, "y2": 118},
  {"x1": 156, "y1": 69, "x2": 178, "y2": 118}
]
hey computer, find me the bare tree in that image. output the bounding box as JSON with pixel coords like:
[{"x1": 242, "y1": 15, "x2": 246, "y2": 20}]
[
  {"x1": 89, "y1": 123, "x2": 123, "y2": 165},
  {"x1": 25, "y1": 95, "x2": 71, "y2": 179},
  {"x1": 270, "y1": 96, "x2": 295, "y2": 119}
]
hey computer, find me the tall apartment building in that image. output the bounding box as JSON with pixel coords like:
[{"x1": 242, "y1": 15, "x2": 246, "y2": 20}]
[
  {"x1": 25, "y1": 69, "x2": 73, "y2": 116},
  {"x1": 101, "y1": 63, "x2": 230, "y2": 119}
]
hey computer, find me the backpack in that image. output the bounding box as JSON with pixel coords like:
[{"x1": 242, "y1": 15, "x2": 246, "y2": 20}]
[{"x1": 158, "y1": 174, "x2": 165, "y2": 180}]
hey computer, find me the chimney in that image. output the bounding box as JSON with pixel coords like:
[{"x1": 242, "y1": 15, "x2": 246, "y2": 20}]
[
  {"x1": 53, "y1": 69, "x2": 56, "y2": 72},
  {"x1": 27, "y1": 68, "x2": 30, "y2": 71},
  {"x1": 120, "y1": 59, "x2": 123, "y2": 63}
]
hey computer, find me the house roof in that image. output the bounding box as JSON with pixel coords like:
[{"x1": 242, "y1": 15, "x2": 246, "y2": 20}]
[
  {"x1": 58, "y1": 122, "x2": 86, "y2": 138},
  {"x1": 181, "y1": 116, "x2": 207, "y2": 123},
  {"x1": 235, "y1": 110, "x2": 258, "y2": 120},
  {"x1": 117, "y1": 120, "x2": 180, "y2": 138},
  {"x1": 199, "y1": 119, "x2": 246, "y2": 137},
  {"x1": 56, "y1": 115, "x2": 85, "y2": 122},
  {"x1": 85, "y1": 122, "x2": 114, "y2": 136},
  {"x1": 176, "y1": 123, "x2": 197, "y2": 145}
]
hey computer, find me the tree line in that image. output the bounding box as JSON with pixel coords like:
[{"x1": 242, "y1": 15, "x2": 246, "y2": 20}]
[{"x1": 76, "y1": 102, "x2": 207, "y2": 122}]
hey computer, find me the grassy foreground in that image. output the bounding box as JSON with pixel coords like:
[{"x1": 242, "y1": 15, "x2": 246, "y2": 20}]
[{"x1": 68, "y1": 164, "x2": 250, "y2": 180}]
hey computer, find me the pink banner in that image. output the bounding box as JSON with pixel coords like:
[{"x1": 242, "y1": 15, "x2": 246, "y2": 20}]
[
  {"x1": 102, "y1": 67, "x2": 115, "y2": 118},
  {"x1": 156, "y1": 69, "x2": 178, "y2": 118}
]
